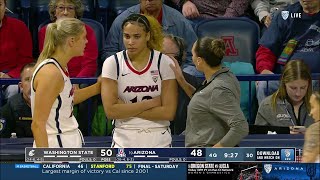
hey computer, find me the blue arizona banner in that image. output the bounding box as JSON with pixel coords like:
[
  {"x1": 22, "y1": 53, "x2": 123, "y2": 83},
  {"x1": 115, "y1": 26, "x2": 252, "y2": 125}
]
[{"x1": 262, "y1": 163, "x2": 320, "y2": 180}]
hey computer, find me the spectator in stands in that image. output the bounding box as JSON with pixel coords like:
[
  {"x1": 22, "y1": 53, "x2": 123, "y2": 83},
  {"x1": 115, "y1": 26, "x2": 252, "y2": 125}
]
[
  {"x1": 162, "y1": 34, "x2": 201, "y2": 135},
  {"x1": 39, "y1": 0, "x2": 98, "y2": 78},
  {"x1": 102, "y1": 0, "x2": 201, "y2": 77},
  {"x1": 170, "y1": 37, "x2": 249, "y2": 147},
  {"x1": 0, "y1": 0, "x2": 33, "y2": 99},
  {"x1": 38, "y1": 0, "x2": 99, "y2": 136},
  {"x1": 31, "y1": 18, "x2": 101, "y2": 147},
  {"x1": 0, "y1": 63, "x2": 35, "y2": 138},
  {"x1": 302, "y1": 91, "x2": 320, "y2": 163},
  {"x1": 256, "y1": 0, "x2": 320, "y2": 104},
  {"x1": 101, "y1": 14, "x2": 178, "y2": 147},
  {"x1": 251, "y1": 0, "x2": 298, "y2": 28},
  {"x1": 255, "y1": 60, "x2": 314, "y2": 129},
  {"x1": 171, "y1": 0, "x2": 250, "y2": 24}
]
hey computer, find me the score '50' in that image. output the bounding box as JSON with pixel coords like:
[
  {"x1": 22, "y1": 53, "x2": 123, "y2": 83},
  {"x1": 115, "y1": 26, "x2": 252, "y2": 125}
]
[{"x1": 101, "y1": 149, "x2": 113, "y2": 157}]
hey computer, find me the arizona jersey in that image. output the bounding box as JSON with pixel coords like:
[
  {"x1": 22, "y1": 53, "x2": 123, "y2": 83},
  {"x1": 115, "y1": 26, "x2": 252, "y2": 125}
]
[
  {"x1": 31, "y1": 58, "x2": 78, "y2": 135},
  {"x1": 102, "y1": 50, "x2": 176, "y2": 129}
]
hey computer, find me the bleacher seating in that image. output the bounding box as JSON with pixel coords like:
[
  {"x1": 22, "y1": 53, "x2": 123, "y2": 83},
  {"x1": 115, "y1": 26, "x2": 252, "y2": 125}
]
[{"x1": 195, "y1": 18, "x2": 260, "y2": 66}]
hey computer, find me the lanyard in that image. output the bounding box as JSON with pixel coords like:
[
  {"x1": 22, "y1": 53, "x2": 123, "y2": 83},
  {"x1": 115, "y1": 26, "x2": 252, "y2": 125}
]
[
  {"x1": 283, "y1": 101, "x2": 296, "y2": 126},
  {"x1": 283, "y1": 100, "x2": 307, "y2": 126}
]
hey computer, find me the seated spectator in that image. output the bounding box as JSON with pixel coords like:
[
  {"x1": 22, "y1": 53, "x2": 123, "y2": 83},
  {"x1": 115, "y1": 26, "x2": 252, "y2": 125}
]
[
  {"x1": 162, "y1": 34, "x2": 201, "y2": 134},
  {"x1": 0, "y1": 0, "x2": 33, "y2": 99},
  {"x1": 256, "y1": 0, "x2": 320, "y2": 104},
  {"x1": 0, "y1": 63, "x2": 35, "y2": 138},
  {"x1": 302, "y1": 91, "x2": 320, "y2": 163},
  {"x1": 170, "y1": 37, "x2": 249, "y2": 147},
  {"x1": 255, "y1": 60, "x2": 314, "y2": 129},
  {"x1": 38, "y1": 0, "x2": 98, "y2": 78},
  {"x1": 171, "y1": 0, "x2": 250, "y2": 25},
  {"x1": 38, "y1": 0, "x2": 99, "y2": 136},
  {"x1": 251, "y1": 0, "x2": 298, "y2": 28},
  {"x1": 101, "y1": 0, "x2": 202, "y2": 77}
]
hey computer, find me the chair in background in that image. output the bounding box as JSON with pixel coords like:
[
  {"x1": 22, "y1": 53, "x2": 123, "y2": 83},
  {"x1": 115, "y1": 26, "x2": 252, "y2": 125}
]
[
  {"x1": 82, "y1": 0, "x2": 96, "y2": 19},
  {"x1": 110, "y1": 0, "x2": 138, "y2": 15},
  {"x1": 81, "y1": 18, "x2": 105, "y2": 75},
  {"x1": 107, "y1": 0, "x2": 138, "y2": 31},
  {"x1": 4, "y1": 0, "x2": 30, "y2": 26},
  {"x1": 96, "y1": 0, "x2": 111, "y2": 38},
  {"x1": 195, "y1": 18, "x2": 260, "y2": 124},
  {"x1": 5, "y1": 0, "x2": 19, "y2": 18},
  {"x1": 194, "y1": 18, "x2": 260, "y2": 65}
]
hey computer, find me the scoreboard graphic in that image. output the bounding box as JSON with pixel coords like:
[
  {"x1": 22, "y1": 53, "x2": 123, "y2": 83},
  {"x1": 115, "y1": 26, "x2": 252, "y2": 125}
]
[{"x1": 25, "y1": 147, "x2": 296, "y2": 162}]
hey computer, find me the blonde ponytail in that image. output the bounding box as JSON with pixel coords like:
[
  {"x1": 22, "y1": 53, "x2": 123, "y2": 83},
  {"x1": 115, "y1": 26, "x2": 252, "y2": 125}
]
[
  {"x1": 38, "y1": 23, "x2": 58, "y2": 63},
  {"x1": 144, "y1": 15, "x2": 163, "y2": 51},
  {"x1": 37, "y1": 18, "x2": 85, "y2": 64}
]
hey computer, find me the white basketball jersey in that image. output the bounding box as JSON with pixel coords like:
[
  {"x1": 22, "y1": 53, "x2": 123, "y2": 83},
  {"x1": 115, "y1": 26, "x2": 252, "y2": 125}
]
[
  {"x1": 31, "y1": 58, "x2": 78, "y2": 135},
  {"x1": 102, "y1": 50, "x2": 176, "y2": 129}
]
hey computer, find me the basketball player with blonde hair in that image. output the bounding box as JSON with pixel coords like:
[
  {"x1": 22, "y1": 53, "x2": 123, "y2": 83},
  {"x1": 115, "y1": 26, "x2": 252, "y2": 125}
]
[{"x1": 31, "y1": 18, "x2": 101, "y2": 148}]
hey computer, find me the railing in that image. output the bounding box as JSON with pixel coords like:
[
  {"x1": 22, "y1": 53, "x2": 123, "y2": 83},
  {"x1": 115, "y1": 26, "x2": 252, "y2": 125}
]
[{"x1": 1, "y1": 74, "x2": 320, "y2": 134}]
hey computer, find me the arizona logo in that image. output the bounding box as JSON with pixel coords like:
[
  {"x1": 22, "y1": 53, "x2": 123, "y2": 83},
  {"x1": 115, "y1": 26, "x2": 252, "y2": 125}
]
[{"x1": 222, "y1": 36, "x2": 239, "y2": 56}]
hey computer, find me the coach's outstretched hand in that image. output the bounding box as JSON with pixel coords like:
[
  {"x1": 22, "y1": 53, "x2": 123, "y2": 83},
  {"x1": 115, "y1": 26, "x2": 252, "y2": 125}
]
[
  {"x1": 169, "y1": 56, "x2": 195, "y2": 98},
  {"x1": 169, "y1": 56, "x2": 185, "y2": 85}
]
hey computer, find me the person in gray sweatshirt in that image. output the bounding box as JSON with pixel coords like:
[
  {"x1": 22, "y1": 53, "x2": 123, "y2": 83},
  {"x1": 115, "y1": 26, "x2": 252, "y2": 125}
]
[
  {"x1": 255, "y1": 60, "x2": 314, "y2": 129},
  {"x1": 170, "y1": 37, "x2": 249, "y2": 147}
]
